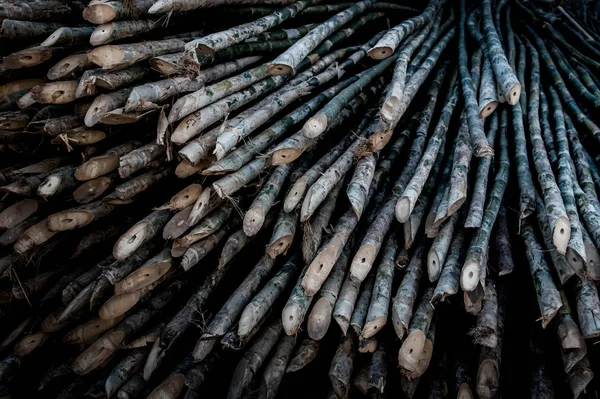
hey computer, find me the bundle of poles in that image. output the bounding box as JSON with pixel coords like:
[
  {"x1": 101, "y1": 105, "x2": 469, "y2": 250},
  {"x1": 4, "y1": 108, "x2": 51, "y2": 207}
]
[{"x1": 1, "y1": 0, "x2": 600, "y2": 397}]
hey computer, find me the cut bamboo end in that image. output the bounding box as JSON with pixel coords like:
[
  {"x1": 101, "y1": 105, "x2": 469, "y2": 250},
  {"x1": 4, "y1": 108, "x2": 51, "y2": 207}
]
[
  {"x1": 4, "y1": 48, "x2": 53, "y2": 69},
  {"x1": 267, "y1": 63, "x2": 293, "y2": 76},
  {"x1": 398, "y1": 330, "x2": 426, "y2": 371},
  {"x1": 476, "y1": 359, "x2": 499, "y2": 399},
  {"x1": 427, "y1": 250, "x2": 442, "y2": 283},
  {"x1": 267, "y1": 236, "x2": 292, "y2": 259},
  {"x1": 505, "y1": 82, "x2": 522, "y2": 106},
  {"x1": 83, "y1": 4, "x2": 117, "y2": 24},
  {"x1": 303, "y1": 245, "x2": 337, "y2": 296},
  {"x1": 307, "y1": 298, "x2": 331, "y2": 340},
  {"x1": 175, "y1": 160, "x2": 201, "y2": 178},
  {"x1": 72, "y1": 331, "x2": 125, "y2": 375},
  {"x1": 13, "y1": 331, "x2": 47, "y2": 357},
  {"x1": 99, "y1": 292, "x2": 141, "y2": 320},
  {"x1": 47, "y1": 54, "x2": 88, "y2": 81},
  {"x1": 460, "y1": 259, "x2": 480, "y2": 292},
  {"x1": 63, "y1": 317, "x2": 122, "y2": 346},
  {"x1": 584, "y1": 241, "x2": 600, "y2": 280},
  {"x1": 553, "y1": 216, "x2": 570, "y2": 255},
  {"x1": 37, "y1": 175, "x2": 63, "y2": 197},
  {"x1": 283, "y1": 179, "x2": 307, "y2": 212},
  {"x1": 282, "y1": 305, "x2": 302, "y2": 336},
  {"x1": 302, "y1": 113, "x2": 327, "y2": 138},
  {"x1": 89, "y1": 24, "x2": 113, "y2": 46},
  {"x1": 457, "y1": 383, "x2": 474, "y2": 399},
  {"x1": 271, "y1": 148, "x2": 302, "y2": 165},
  {"x1": 40, "y1": 28, "x2": 65, "y2": 47},
  {"x1": 362, "y1": 316, "x2": 386, "y2": 339},
  {"x1": 88, "y1": 46, "x2": 124, "y2": 69},
  {"x1": 0, "y1": 199, "x2": 38, "y2": 229},
  {"x1": 47, "y1": 210, "x2": 95, "y2": 231},
  {"x1": 395, "y1": 197, "x2": 412, "y2": 223},
  {"x1": 478, "y1": 101, "x2": 498, "y2": 119},
  {"x1": 73, "y1": 176, "x2": 113, "y2": 203},
  {"x1": 148, "y1": 0, "x2": 169, "y2": 14},
  {"x1": 147, "y1": 374, "x2": 185, "y2": 399},
  {"x1": 75, "y1": 156, "x2": 119, "y2": 181},
  {"x1": 350, "y1": 245, "x2": 376, "y2": 282},
  {"x1": 113, "y1": 222, "x2": 150, "y2": 260},
  {"x1": 367, "y1": 46, "x2": 393, "y2": 60}
]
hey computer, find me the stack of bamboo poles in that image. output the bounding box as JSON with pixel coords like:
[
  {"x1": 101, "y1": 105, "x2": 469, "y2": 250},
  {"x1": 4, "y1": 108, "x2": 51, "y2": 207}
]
[{"x1": 0, "y1": 0, "x2": 600, "y2": 398}]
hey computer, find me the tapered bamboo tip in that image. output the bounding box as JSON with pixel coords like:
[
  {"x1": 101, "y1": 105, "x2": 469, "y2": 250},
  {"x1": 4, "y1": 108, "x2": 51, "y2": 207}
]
[
  {"x1": 457, "y1": 383, "x2": 474, "y2": 399},
  {"x1": 303, "y1": 246, "x2": 336, "y2": 296},
  {"x1": 83, "y1": 4, "x2": 117, "y2": 24},
  {"x1": 47, "y1": 210, "x2": 94, "y2": 231},
  {"x1": 175, "y1": 160, "x2": 201, "y2": 178},
  {"x1": 350, "y1": 245, "x2": 376, "y2": 282},
  {"x1": 41, "y1": 308, "x2": 70, "y2": 333},
  {"x1": 567, "y1": 247, "x2": 586, "y2": 278},
  {"x1": 148, "y1": 0, "x2": 170, "y2": 14},
  {"x1": 362, "y1": 316, "x2": 385, "y2": 340},
  {"x1": 267, "y1": 63, "x2": 293, "y2": 76},
  {"x1": 4, "y1": 48, "x2": 52, "y2": 69},
  {"x1": 584, "y1": 241, "x2": 600, "y2": 280},
  {"x1": 302, "y1": 113, "x2": 327, "y2": 138},
  {"x1": 307, "y1": 298, "x2": 331, "y2": 340},
  {"x1": 479, "y1": 101, "x2": 498, "y2": 119},
  {"x1": 367, "y1": 46, "x2": 393, "y2": 60},
  {"x1": 90, "y1": 24, "x2": 113, "y2": 46},
  {"x1": 283, "y1": 180, "x2": 306, "y2": 212},
  {"x1": 282, "y1": 305, "x2": 301, "y2": 336},
  {"x1": 0, "y1": 199, "x2": 38, "y2": 229},
  {"x1": 115, "y1": 261, "x2": 172, "y2": 295},
  {"x1": 476, "y1": 359, "x2": 499, "y2": 399},
  {"x1": 192, "y1": 338, "x2": 216, "y2": 363},
  {"x1": 267, "y1": 236, "x2": 292, "y2": 258},
  {"x1": 427, "y1": 250, "x2": 442, "y2": 283},
  {"x1": 147, "y1": 374, "x2": 185, "y2": 399},
  {"x1": 143, "y1": 338, "x2": 162, "y2": 380},
  {"x1": 75, "y1": 156, "x2": 119, "y2": 181},
  {"x1": 461, "y1": 258, "x2": 481, "y2": 291},
  {"x1": 37, "y1": 175, "x2": 63, "y2": 197},
  {"x1": 380, "y1": 96, "x2": 401, "y2": 123},
  {"x1": 505, "y1": 82, "x2": 521, "y2": 106},
  {"x1": 48, "y1": 54, "x2": 87, "y2": 81},
  {"x1": 271, "y1": 147, "x2": 302, "y2": 165},
  {"x1": 553, "y1": 216, "x2": 570, "y2": 255}
]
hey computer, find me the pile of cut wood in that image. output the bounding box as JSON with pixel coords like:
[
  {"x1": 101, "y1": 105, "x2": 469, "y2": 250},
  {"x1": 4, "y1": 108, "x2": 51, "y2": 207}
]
[{"x1": 1, "y1": 0, "x2": 600, "y2": 397}]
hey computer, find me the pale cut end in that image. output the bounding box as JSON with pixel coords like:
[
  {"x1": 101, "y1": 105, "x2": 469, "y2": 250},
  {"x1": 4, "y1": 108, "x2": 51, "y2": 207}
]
[
  {"x1": 73, "y1": 176, "x2": 112, "y2": 204},
  {"x1": 267, "y1": 236, "x2": 292, "y2": 259},
  {"x1": 303, "y1": 246, "x2": 337, "y2": 296},
  {"x1": 175, "y1": 160, "x2": 201, "y2": 178},
  {"x1": 505, "y1": 82, "x2": 522, "y2": 106},
  {"x1": 143, "y1": 338, "x2": 162, "y2": 380},
  {"x1": 369, "y1": 129, "x2": 392, "y2": 152},
  {"x1": 361, "y1": 316, "x2": 386, "y2": 339},
  {"x1": 99, "y1": 292, "x2": 140, "y2": 320},
  {"x1": 116, "y1": 261, "x2": 172, "y2": 295},
  {"x1": 282, "y1": 305, "x2": 302, "y2": 336},
  {"x1": 85, "y1": 100, "x2": 109, "y2": 127},
  {"x1": 553, "y1": 216, "x2": 571, "y2": 255},
  {"x1": 398, "y1": 330, "x2": 426, "y2": 371},
  {"x1": 147, "y1": 374, "x2": 185, "y2": 399},
  {"x1": 350, "y1": 245, "x2": 377, "y2": 282},
  {"x1": 267, "y1": 63, "x2": 293, "y2": 76},
  {"x1": 302, "y1": 113, "x2": 328, "y2": 138},
  {"x1": 75, "y1": 156, "x2": 119, "y2": 181},
  {"x1": 72, "y1": 331, "x2": 125, "y2": 375},
  {"x1": 380, "y1": 96, "x2": 401, "y2": 123},
  {"x1": 358, "y1": 337, "x2": 377, "y2": 353},
  {"x1": 272, "y1": 148, "x2": 302, "y2": 166},
  {"x1": 427, "y1": 250, "x2": 442, "y2": 283},
  {"x1": 41, "y1": 28, "x2": 65, "y2": 47},
  {"x1": 457, "y1": 383, "x2": 474, "y2": 399},
  {"x1": 37, "y1": 175, "x2": 62, "y2": 197},
  {"x1": 243, "y1": 206, "x2": 265, "y2": 237},
  {"x1": 113, "y1": 222, "x2": 149, "y2": 260},
  {"x1": 460, "y1": 259, "x2": 480, "y2": 292},
  {"x1": 213, "y1": 143, "x2": 227, "y2": 161},
  {"x1": 367, "y1": 46, "x2": 393, "y2": 60},
  {"x1": 47, "y1": 210, "x2": 95, "y2": 231},
  {"x1": 476, "y1": 359, "x2": 499, "y2": 399},
  {"x1": 479, "y1": 101, "x2": 498, "y2": 119},
  {"x1": 307, "y1": 298, "x2": 331, "y2": 340},
  {"x1": 90, "y1": 24, "x2": 113, "y2": 46},
  {"x1": 567, "y1": 247, "x2": 586, "y2": 278},
  {"x1": 83, "y1": 4, "x2": 117, "y2": 24},
  {"x1": 88, "y1": 46, "x2": 123, "y2": 69},
  {"x1": 47, "y1": 54, "x2": 86, "y2": 81},
  {"x1": 395, "y1": 196, "x2": 412, "y2": 223},
  {"x1": 0, "y1": 199, "x2": 38, "y2": 229},
  {"x1": 284, "y1": 180, "x2": 306, "y2": 212}
]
